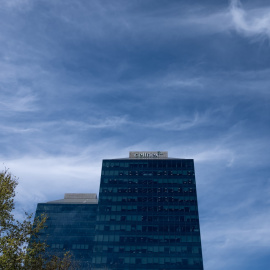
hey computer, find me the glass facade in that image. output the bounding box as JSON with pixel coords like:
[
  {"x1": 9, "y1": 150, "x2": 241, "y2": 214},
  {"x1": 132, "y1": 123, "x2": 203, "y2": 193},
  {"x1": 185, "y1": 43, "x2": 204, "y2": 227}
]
[
  {"x1": 92, "y1": 157, "x2": 204, "y2": 270},
  {"x1": 35, "y1": 195, "x2": 98, "y2": 269},
  {"x1": 35, "y1": 152, "x2": 204, "y2": 270}
]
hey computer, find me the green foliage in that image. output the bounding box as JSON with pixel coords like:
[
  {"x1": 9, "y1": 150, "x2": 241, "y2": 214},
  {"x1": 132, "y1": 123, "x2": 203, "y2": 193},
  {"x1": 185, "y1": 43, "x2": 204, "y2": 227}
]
[
  {"x1": 0, "y1": 170, "x2": 17, "y2": 229},
  {"x1": 0, "y1": 169, "x2": 77, "y2": 270},
  {"x1": 44, "y1": 252, "x2": 78, "y2": 270}
]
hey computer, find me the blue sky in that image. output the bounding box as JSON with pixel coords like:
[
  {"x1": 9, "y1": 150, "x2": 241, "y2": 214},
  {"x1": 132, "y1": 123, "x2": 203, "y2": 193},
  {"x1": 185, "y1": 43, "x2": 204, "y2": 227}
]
[{"x1": 1, "y1": 0, "x2": 270, "y2": 269}]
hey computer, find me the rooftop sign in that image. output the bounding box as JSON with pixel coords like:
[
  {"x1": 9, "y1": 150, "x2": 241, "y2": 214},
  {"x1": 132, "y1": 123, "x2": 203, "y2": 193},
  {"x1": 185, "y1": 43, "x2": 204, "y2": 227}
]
[{"x1": 129, "y1": 151, "x2": 168, "y2": 159}]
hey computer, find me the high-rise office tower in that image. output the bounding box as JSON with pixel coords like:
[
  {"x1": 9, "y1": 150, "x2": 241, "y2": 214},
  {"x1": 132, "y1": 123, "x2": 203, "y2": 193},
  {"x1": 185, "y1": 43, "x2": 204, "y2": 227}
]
[
  {"x1": 35, "y1": 151, "x2": 204, "y2": 269},
  {"x1": 92, "y1": 151, "x2": 204, "y2": 270},
  {"x1": 35, "y1": 193, "x2": 98, "y2": 269}
]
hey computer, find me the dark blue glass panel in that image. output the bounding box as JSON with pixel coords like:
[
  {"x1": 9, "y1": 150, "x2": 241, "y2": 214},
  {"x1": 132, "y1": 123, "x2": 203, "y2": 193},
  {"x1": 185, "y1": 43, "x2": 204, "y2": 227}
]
[
  {"x1": 92, "y1": 158, "x2": 204, "y2": 270},
  {"x1": 35, "y1": 203, "x2": 97, "y2": 269}
]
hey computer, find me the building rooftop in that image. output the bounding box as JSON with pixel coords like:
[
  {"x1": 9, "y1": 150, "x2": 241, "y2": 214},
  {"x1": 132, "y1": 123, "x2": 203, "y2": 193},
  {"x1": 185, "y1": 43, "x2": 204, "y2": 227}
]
[
  {"x1": 46, "y1": 193, "x2": 98, "y2": 204},
  {"x1": 104, "y1": 151, "x2": 188, "y2": 160}
]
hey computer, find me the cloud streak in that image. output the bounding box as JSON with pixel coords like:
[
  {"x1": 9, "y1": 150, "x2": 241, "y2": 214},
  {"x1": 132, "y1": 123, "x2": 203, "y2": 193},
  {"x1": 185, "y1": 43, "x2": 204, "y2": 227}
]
[
  {"x1": 230, "y1": 0, "x2": 270, "y2": 39},
  {"x1": 0, "y1": 1, "x2": 270, "y2": 269},
  {"x1": 0, "y1": 93, "x2": 37, "y2": 113}
]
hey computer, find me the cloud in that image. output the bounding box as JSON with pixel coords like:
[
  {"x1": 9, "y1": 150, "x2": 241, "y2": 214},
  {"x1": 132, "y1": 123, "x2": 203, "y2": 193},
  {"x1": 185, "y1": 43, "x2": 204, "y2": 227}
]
[
  {"x1": 0, "y1": 125, "x2": 37, "y2": 134},
  {"x1": 193, "y1": 148, "x2": 235, "y2": 166},
  {"x1": 65, "y1": 116, "x2": 128, "y2": 130},
  {"x1": 4, "y1": 154, "x2": 102, "y2": 213},
  {"x1": 64, "y1": 112, "x2": 214, "y2": 132},
  {"x1": 0, "y1": 93, "x2": 37, "y2": 113},
  {"x1": 230, "y1": 0, "x2": 270, "y2": 39},
  {"x1": 201, "y1": 183, "x2": 270, "y2": 269},
  {"x1": 139, "y1": 113, "x2": 206, "y2": 131},
  {"x1": 0, "y1": 0, "x2": 33, "y2": 12}
]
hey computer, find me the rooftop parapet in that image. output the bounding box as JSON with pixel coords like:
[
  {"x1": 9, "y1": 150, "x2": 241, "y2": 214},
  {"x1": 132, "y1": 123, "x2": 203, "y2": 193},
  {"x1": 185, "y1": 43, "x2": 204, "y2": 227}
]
[{"x1": 47, "y1": 193, "x2": 98, "y2": 204}]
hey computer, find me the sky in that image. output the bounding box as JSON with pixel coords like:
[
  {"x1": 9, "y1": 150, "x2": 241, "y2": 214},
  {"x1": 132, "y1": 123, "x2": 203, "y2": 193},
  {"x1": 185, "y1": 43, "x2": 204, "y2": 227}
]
[{"x1": 0, "y1": 0, "x2": 270, "y2": 269}]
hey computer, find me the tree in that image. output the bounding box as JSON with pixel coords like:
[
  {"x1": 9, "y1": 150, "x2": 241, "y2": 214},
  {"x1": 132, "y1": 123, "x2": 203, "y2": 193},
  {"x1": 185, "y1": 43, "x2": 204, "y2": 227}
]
[{"x1": 0, "y1": 169, "x2": 77, "y2": 270}]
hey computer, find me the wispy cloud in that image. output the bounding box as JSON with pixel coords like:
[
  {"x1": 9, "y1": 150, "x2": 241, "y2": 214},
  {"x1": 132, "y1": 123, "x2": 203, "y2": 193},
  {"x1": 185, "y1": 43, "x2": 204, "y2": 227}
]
[
  {"x1": 201, "y1": 190, "x2": 270, "y2": 269},
  {"x1": 7, "y1": 155, "x2": 101, "y2": 212},
  {"x1": 65, "y1": 116, "x2": 128, "y2": 130},
  {"x1": 230, "y1": 0, "x2": 270, "y2": 39},
  {"x1": 193, "y1": 148, "x2": 235, "y2": 166},
  {"x1": 64, "y1": 112, "x2": 214, "y2": 132},
  {"x1": 139, "y1": 113, "x2": 206, "y2": 131},
  {"x1": 0, "y1": 0, "x2": 32, "y2": 9},
  {"x1": 0, "y1": 125, "x2": 37, "y2": 134},
  {"x1": 0, "y1": 92, "x2": 37, "y2": 113},
  {"x1": 0, "y1": 1, "x2": 269, "y2": 269}
]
